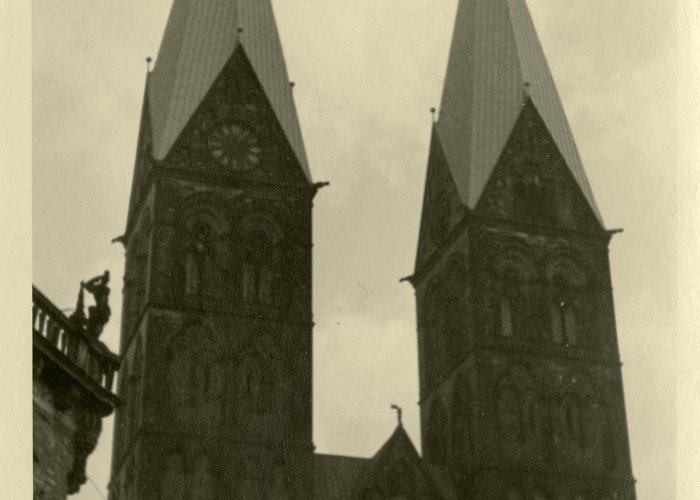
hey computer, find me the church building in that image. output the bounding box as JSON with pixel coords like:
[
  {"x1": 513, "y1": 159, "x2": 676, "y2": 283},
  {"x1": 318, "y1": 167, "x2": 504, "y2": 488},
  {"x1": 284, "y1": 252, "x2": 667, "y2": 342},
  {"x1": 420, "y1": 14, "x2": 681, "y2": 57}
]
[{"x1": 109, "y1": 1, "x2": 637, "y2": 499}]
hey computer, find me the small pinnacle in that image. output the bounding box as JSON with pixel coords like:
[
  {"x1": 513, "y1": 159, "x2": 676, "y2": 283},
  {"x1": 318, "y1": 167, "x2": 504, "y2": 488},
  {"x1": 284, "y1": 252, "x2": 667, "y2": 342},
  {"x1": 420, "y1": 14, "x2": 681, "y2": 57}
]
[
  {"x1": 146, "y1": 57, "x2": 152, "y2": 71},
  {"x1": 290, "y1": 81, "x2": 296, "y2": 88},
  {"x1": 430, "y1": 107, "x2": 437, "y2": 123}
]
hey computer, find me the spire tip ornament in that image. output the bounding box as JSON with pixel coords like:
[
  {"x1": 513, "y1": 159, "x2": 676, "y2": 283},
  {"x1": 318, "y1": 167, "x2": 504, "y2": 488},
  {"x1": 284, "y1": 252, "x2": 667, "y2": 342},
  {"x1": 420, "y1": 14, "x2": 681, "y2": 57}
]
[{"x1": 390, "y1": 404, "x2": 403, "y2": 427}]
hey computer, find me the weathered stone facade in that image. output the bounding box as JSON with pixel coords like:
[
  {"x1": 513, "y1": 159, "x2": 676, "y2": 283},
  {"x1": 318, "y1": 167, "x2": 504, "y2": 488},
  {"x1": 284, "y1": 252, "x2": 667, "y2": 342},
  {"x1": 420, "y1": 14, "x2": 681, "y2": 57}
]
[
  {"x1": 412, "y1": 102, "x2": 636, "y2": 499},
  {"x1": 109, "y1": 45, "x2": 315, "y2": 499},
  {"x1": 33, "y1": 286, "x2": 119, "y2": 499}
]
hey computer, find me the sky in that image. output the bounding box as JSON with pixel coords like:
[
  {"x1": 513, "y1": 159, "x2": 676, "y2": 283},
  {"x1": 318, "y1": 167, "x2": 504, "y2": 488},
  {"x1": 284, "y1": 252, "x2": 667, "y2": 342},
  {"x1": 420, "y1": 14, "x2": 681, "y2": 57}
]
[{"x1": 25, "y1": 0, "x2": 695, "y2": 498}]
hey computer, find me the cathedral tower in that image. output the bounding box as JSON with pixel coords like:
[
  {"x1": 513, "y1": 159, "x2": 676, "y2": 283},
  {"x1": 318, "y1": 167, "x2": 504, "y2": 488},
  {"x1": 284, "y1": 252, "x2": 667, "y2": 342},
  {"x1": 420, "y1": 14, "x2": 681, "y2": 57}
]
[
  {"x1": 109, "y1": 1, "x2": 315, "y2": 498},
  {"x1": 411, "y1": 1, "x2": 636, "y2": 499}
]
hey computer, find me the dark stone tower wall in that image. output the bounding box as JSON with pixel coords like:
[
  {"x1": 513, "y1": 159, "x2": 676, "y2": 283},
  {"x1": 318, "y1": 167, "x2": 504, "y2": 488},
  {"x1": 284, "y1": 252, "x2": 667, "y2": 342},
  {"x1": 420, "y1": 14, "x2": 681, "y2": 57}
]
[
  {"x1": 414, "y1": 102, "x2": 636, "y2": 500},
  {"x1": 109, "y1": 49, "x2": 315, "y2": 500}
]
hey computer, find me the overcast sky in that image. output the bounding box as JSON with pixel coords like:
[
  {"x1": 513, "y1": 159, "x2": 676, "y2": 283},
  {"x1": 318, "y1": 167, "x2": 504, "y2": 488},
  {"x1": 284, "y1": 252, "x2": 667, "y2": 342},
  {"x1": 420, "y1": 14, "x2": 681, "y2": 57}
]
[{"x1": 28, "y1": 0, "x2": 691, "y2": 498}]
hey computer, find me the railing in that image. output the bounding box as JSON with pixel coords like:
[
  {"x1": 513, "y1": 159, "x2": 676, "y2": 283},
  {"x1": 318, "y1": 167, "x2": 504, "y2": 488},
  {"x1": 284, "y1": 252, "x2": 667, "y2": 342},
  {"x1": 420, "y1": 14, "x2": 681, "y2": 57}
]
[{"x1": 32, "y1": 286, "x2": 119, "y2": 395}]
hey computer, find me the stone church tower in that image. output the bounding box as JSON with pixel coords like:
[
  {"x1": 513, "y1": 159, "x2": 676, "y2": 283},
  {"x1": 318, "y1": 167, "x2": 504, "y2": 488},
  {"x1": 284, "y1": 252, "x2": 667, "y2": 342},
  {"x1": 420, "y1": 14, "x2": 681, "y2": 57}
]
[
  {"x1": 411, "y1": 1, "x2": 637, "y2": 499},
  {"x1": 109, "y1": 1, "x2": 315, "y2": 498}
]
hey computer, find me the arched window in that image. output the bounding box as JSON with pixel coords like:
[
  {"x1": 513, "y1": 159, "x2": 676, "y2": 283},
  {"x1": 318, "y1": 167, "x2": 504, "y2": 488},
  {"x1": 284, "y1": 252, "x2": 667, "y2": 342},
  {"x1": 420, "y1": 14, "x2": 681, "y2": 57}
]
[
  {"x1": 425, "y1": 400, "x2": 448, "y2": 465},
  {"x1": 167, "y1": 325, "x2": 222, "y2": 426},
  {"x1": 546, "y1": 258, "x2": 587, "y2": 346},
  {"x1": 242, "y1": 230, "x2": 277, "y2": 304},
  {"x1": 184, "y1": 219, "x2": 216, "y2": 297},
  {"x1": 240, "y1": 214, "x2": 285, "y2": 307},
  {"x1": 499, "y1": 268, "x2": 519, "y2": 338},
  {"x1": 550, "y1": 276, "x2": 577, "y2": 345},
  {"x1": 240, "y1": 334, "x2": 284, "y2": 415},
  {"x1": 492, "y1": 250, "x2": 537, "y2": 340}
]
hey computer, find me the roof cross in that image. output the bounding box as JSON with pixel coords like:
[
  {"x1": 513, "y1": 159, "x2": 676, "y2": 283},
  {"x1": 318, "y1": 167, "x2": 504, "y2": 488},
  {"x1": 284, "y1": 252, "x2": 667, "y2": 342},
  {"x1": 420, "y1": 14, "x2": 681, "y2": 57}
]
[{"x1": 390, "y1": 404, "x2": 403, "y2": 427}]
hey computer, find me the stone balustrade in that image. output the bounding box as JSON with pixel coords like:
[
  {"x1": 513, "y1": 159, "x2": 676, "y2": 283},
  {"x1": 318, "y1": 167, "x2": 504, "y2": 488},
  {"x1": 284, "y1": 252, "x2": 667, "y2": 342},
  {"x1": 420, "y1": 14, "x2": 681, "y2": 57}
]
[{"x1": 32, "y1": 286, "x2": 119, "y2": 395}]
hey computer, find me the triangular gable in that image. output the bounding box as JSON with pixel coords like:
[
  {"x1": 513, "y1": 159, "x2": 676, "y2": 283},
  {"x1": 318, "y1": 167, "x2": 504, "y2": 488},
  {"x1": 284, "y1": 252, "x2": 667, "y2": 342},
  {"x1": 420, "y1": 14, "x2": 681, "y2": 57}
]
[
  {"x1": 475, "y1": 99, "x2": 603, "y2": 233},
  {"x1": 436, "y1": 0, "x2": 603, "y2": 226},
  {"x1": 148, "y1": 0, "x2": 310, "y2": 180},
  {"x1": 352, "y1": 426, "x2": 450, "y2": 499},
  {"x1": 158, "y1": 47, "x2": 309, "y2": 187}
]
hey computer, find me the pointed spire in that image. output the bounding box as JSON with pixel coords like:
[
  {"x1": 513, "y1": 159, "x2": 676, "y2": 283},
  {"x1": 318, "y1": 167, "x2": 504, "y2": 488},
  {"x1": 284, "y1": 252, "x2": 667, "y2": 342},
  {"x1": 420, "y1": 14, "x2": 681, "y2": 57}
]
[
  {"x1": 147, "y1": 0, "x2": 311, "y2": 180},
  {"x1": 436, "y1": 0, "x2": 603, "y2": 225}
]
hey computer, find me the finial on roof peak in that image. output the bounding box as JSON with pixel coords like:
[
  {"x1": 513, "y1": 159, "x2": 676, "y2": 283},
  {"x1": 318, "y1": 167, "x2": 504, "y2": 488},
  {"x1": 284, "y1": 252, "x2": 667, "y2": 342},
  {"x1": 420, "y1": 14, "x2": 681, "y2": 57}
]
[
  {"x1": 290, "y1": 81, "x2": 296, "y2": 89},
  {"x1": 390, "y1": 404, "x2": 403, "y2": 427},
  {"x1": 146, "y1": 57, "x2": 152, "y2": 72},
  {"x1": 430, "y1": 107, "x2": 437, "y2": 123}
]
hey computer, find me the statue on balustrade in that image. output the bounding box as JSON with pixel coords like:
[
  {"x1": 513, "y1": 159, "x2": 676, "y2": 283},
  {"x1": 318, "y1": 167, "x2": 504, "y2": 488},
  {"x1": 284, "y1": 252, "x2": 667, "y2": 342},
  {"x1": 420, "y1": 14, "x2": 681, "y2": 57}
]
[{"x1": 82, "y1": 270, "x2": 111, "y2": 338}]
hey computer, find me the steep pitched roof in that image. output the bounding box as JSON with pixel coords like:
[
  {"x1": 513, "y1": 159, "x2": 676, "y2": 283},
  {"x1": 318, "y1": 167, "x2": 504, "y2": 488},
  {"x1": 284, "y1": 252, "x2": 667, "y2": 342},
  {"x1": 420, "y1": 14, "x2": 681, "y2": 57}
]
[
  {"x1": 436, "y1": 0, "x2": 603, "y2": 225},
  {"x1": 148, "y1": 0, "x2": 311, "y2": 180}
]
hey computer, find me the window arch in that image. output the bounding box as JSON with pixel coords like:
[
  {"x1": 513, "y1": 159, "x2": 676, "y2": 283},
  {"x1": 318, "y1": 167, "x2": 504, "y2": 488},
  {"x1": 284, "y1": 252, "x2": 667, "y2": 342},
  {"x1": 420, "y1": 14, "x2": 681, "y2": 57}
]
[
  {"x1": 167, "y1": 324, "x2": 223, "y2": 426},
  {"x1": 545, "y1": 257, "x2": 588, "y2": 346},
  {"x1": 498, "y1": 363, "x2": 541, "y2": 449},
  {"x1": 492, "y1": 249, "x2": 537, "y2": 340},
  {"x1": 425, "y1": 399, "x2": 448, "y2": 465},
  {"x1": 179, "y1": 208, "x2": 227, "y2": 300},
  {"x1": 239, "y1": 213, "x2": 286, "y2": 307},
  {"x1": 239, "y1": 333, "x2": 285, "y2": 416}
]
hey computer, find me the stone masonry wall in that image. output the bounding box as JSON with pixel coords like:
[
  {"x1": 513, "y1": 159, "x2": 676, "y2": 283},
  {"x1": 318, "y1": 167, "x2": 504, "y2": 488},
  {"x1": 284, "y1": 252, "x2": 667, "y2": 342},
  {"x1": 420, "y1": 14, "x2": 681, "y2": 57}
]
[{"x1": 33, "y1": 379, "x2": 78, "y2": 500}]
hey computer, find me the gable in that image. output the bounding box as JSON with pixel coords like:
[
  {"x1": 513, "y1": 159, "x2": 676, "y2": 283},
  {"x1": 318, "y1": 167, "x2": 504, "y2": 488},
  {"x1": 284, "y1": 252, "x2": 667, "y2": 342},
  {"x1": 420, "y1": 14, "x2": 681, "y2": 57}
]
[
  {"x1": 414, "y1": 129, "x2": 466, "y2": 274},
  {"x1": 353, "y1": 427, "x2": 450, "y2": 500},
  {"x1": 435, "y1": 0, "x2": 603, "y2": 225},
  {"x1": 474, "y1": 100, "x2": 603, "y2": 233},
  {"x1": 148, "y1": 0, "x2": 310, "y2": 177},
  {"x1": 159, "y1": 47, "x2": 309, "y2": 187}
]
